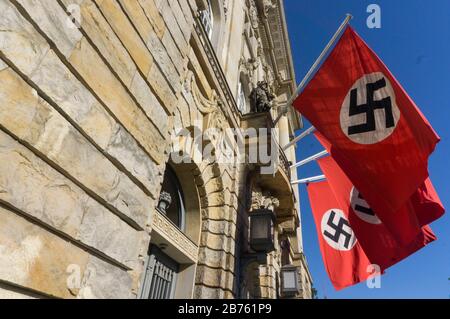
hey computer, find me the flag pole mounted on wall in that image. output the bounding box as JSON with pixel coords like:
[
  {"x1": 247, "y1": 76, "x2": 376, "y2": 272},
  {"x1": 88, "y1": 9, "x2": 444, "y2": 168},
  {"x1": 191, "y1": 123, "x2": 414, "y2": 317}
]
[{"x1": 278, "y1": 14, "x2": 353, "y2": 148}]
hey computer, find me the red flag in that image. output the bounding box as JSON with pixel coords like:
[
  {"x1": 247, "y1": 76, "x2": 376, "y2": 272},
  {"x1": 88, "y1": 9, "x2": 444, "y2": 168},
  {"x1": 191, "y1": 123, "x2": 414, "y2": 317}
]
[
  {"x1": 317, "y1": 156, "x2": 437, "y2": 269},
  {"x1": 315, "y1": 130, "x2": 445, "y2": 235},
  {"x1": 293, "y1": 27, "x2": 440, "y2": 234},
  {"x1": 307, "y1": 180, "x2": 375, "y2": 290},
  {"x1": 410, "y1": 178, "x2": 445, "y2": 227}
]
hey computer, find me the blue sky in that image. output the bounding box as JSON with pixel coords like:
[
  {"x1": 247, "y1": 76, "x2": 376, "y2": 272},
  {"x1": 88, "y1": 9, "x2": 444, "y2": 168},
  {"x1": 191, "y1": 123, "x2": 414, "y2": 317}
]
[{"x1": 285, "y1": 0, "x2": 450, "y2": 298}]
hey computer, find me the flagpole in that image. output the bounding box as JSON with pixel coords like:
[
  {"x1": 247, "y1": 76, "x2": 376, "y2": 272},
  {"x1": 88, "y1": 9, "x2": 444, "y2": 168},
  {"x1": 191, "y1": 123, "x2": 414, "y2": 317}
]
[
  {"x1": 290, "y1": 150, "x2": 328, "y2": 169},
  {"x1": 291, "y1": 175, "x2": 326, "y2": 185},
  {"x1": 283, "y1": 126, "x2": 316, "y2": 151},
  {"x1": 275, "y1": 14, "x2": 353, "y2": 129}
]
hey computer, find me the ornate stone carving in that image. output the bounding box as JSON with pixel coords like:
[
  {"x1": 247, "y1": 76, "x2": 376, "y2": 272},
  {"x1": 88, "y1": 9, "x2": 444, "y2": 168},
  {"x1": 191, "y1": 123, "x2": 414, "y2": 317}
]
[
  {"x1": 248, "y1": 0, "x2": 259, "y2": 29},
  {"x1": 250, "y1": 81, "x2": 275, "y2": 113},
  {"x1": 185, "y1": 70, "x2": 220, "y2": 115},
  {"x1": 251, "y1": 187, "x2": 280, "y2": 211},
  {"x1": 239, "y1": 57, "x2": 259, "y2": 79},
  {"x1": 152, "y1": 211, "x2": 199, "y2": 263},
  {"x1": 262, "y1": 0, "x2": 277, "y2": 16}
]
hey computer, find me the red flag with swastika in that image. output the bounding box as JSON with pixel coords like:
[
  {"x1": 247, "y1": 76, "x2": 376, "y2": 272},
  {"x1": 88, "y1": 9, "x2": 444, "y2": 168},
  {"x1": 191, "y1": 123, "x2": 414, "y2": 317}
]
[
  {"x1": 293, "y1": 26, "x2": 440, "y2": 240},
  {"x1": 315, "y1": 131, "x2": 444, "y2": 245},
  {"x1": 306, "y1": 180, "x2": 376, "y2": 290},
  {"x1": 317, "y1": 156, "x2": 438, "y2": 270}
]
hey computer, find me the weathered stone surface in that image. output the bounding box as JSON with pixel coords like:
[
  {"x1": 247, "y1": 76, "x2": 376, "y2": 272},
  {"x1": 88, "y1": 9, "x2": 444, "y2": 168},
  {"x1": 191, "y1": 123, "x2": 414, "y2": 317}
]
[
  {"x1": 177, "y1": 0, "x2": 195, "y2": 27},
  {"x1": 202, "y1": 207, "x2": 236, "y2": 224},
  {"x1": 147, "y1": 29, "x2": 181, "y2": 93},
  {"x1": 128, "y1": 70, "x2": 169, "y2": 135},
  {"x1": 63, "y1": 0, "x2": 135, "y2": 86},
  {"x1": 167, "y1": 0, "x2": 191, "y2": 41},
  {"x1": 0, "y1": 286, "x2": 39, "y2": 299},
  {"x1": 60, "y1": 0, "x2": 170, "y2": 137},
  {"x1": 200, "y1": 232, "x2": 235, "y2": 254},
  {"x1": 0, "y1": 0, "x2": 164, "y2": 199},
  {"x1": 158, "y1": 0, "x2": 189, "y2": 53},
  {"x1": 202, "y1": 219, "x2": 236, "y2": 238},
  {"x1": 68, "y1": 36, "x2": 166, "y2": 164},
  {"x1": 15, "y1": 0, "x2": 83, "y2": 57},
  {"x1": 94, "y1": 0, "x2": 152, "y2": 76},
  {"x1": 0, "y1": 59, "x2": 7, "y2": 71},
  {"x1": 147, "y1": 61, "x2": 178, "y2": 115},
  {"x1": 0, "y1": 204, "x2": 134, "y2": 299},
  {"x1": 198, "y1": 247, "x2": 235, "y2": 271},
  {"x1": 78, "y1": 256, "x2": 133, "y2": 299},
  {"x1": 0, "y1": 128, "x2": 143, "y2": 268},
  {"x1": 0, "y1": 67, "x2": 153, "y2": 230},
  {"x1": 195, "y1": 265, "x2": 234, "y2": 291},
  {"x1": 138, "y1": 0, "x2": 166, "y2": 38},
  {"x1": 12, "y1": 0, "x2": 167, "y2": 165},
  {"x1": 194, "y1": 285, "x2": 224, "y2": 299},
  {"x1": 161, "y1": 29, "x2": 186, "y2": 76},
  {"x1": 0, "y1": 0, "x2": 50, "y2": 75},
  {"x1": 0, "y1": 205, "x2": 89, "y2": 298}
]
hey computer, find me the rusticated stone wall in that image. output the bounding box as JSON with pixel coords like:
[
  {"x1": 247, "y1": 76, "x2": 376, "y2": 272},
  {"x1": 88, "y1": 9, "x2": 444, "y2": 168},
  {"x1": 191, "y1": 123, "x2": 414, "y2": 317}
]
[{"x1": 0, "y1": 0, "x2": 210, "y2": 298}]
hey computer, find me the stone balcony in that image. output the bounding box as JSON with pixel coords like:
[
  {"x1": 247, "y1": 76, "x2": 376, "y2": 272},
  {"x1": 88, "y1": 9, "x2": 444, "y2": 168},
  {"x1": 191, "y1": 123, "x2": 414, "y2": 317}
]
[{"x1": 241, "y1": 111, "x2": 296, "y2": 219}]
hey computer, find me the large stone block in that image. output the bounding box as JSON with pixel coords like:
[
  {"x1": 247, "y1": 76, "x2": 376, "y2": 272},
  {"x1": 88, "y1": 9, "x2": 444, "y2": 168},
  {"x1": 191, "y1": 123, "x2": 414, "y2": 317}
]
[
  {"x1": 200, "y1": 232, "x2": 235, "y2": 254},
  {"x1": 0, "y1": 0, "x2": 164, "y2": 199},
  {"x1": 195, "y1": 265, "x2": 234, "y2": 291},
  {"x1": 0, "y1": 205, "x2": 89, "y2": 298},
  {"x1": 78, "y1": 256, "x2": 134, "y2": 299},
  {"x1": 147, "y1": 29, "x2": 182, "y2": 92},
  {"x1": 12, "y1": 0, "x2": 167, "y2": 165},
  {"x1": 0, "y1": 128, "x2": 144, "y2": 268},
  {"x1": 94, "y1": 0, "x2": 151, "y2": 76},
  {"x1": 68, "y1": 36, "x2": 167, "y2": 164},
  {"x1": 59, "y1": 0, "x2": 170, "y2": 137},
  {"x1": 197, "y1": 247, "x2": 235, "y2": 271},
  {"x1": 0, "y1": 67, "x2": 153, "y2": 230},
  {"x1": 158, "y1": 0, "x2": 189, "y2": 51},
  {"x1": 202, "y1": 219, "x2": 236, "y2": 239},
  {"x1": 15, "y1": 0, "x2": 83, "y2": 57},
  {"x1": 137, "y1": 0, "x2": 166, "y2": 38}
]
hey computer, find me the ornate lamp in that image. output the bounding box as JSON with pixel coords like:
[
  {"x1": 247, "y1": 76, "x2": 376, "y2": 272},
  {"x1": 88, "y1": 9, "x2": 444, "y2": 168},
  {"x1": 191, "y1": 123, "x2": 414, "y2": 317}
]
[
  {"x1": 281, "y1": 265, "x2": 300, "y2": 295},
  {"x1": 249, "y1": 209, "x2": 275, "y2": 252}
]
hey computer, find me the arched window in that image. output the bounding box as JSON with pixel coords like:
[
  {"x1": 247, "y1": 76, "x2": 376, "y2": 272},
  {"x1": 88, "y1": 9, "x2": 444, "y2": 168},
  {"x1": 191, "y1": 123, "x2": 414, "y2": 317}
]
[
  {"x1": 200, "y1": 0, "x2": 214, "y2": 40},
  {"x1": 156, "y1": 165, "x2": 186, "y2": 231}
]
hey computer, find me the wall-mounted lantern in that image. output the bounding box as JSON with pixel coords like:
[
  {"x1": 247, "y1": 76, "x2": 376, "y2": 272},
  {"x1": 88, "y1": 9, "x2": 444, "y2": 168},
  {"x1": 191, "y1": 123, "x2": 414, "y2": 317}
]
[
  {"x1": 249, "y1": 209, "x2": 275, "y2": 252},
  {"x1": 281, "y1": 265, "x2": 300, "y2": 295},
  {"x1": 157, "y1": 191, "x2": 172, "y2": 215}
]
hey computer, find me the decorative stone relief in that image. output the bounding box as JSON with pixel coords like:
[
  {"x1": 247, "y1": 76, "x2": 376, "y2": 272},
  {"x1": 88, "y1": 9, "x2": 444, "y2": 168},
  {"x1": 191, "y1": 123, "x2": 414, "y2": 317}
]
[
  {"x1": 251, "y1": 187, "x2": 280, "y2": 211},
  {"x1": 152, "y1": 211, "x2": 199, "y2": 263},
  {"x1": 239, "y1": 57, "x2": 259, "y2": 80},
  {"x1": 185, "y1": 70, "x2": 220, "y2": 115},
  {"x1": 262, "y1": 0, "x2": 277, "y2": 16},
  {"x1": 248, "y1": 0, "x2": 259, "y2": 30}
]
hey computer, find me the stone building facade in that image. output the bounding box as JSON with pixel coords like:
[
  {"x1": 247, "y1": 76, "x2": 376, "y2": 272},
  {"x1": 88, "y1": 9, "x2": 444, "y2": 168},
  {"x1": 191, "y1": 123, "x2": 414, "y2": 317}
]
[{"x1": 0, "y1": 0, "x2": 312, "y2": 299}]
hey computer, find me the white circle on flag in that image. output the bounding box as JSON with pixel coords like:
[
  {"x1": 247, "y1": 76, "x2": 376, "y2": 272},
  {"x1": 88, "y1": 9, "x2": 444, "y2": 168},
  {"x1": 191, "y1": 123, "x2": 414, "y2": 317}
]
[
  {"x1": 321, "y1": 209, "x2": 357, "y2": 251},
  {"x1": 349, "y1": 187, "x2": 382, "y2": 224},
  {"x1": 340, "y1": 72, "x2": 400, "y2": 144}
]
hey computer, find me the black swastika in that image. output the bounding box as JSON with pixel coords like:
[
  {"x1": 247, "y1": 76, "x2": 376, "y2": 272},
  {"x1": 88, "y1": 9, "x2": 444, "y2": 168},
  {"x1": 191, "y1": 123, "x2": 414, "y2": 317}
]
[
  {"x1": 348, "y1": 77, "x2": 395, "y2": 135},
  {"x1": 323, "y1": 211, "x2": 353, "y2": 249},
  {"x1": 354, "y1": 192, "x2": 375, "y2": 216}
]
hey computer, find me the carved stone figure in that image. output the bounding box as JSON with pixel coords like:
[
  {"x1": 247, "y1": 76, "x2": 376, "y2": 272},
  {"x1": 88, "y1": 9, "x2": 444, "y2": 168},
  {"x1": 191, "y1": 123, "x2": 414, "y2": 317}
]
[
  {"x1": 251, "y1": 187, "x2": 280, "y2": 211},
  {"x1": 250, "y1": 81, "x2": 275, "y2": 113}
]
